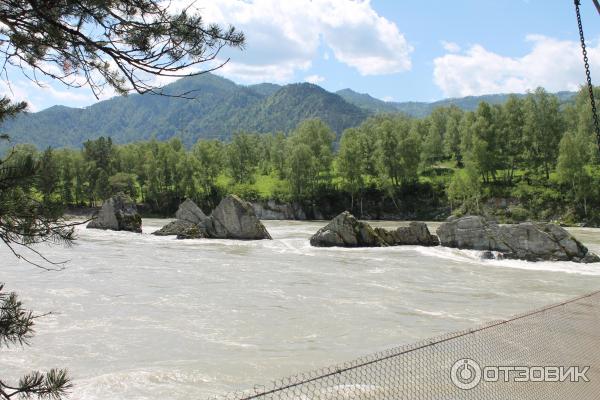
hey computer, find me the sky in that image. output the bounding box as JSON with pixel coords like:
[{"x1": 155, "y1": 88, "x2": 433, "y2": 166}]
[{"x1": 2, "y1": 0, "x2": 600, "y2": 111}]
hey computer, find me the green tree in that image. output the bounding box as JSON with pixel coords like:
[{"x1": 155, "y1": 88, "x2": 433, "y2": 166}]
[
  {"x1": 447, "y1": 164, "x2": 482, "y2": 214},
  {"x1": 108, "y1": 172, "x2": 138, "y2": 199},
  {"x1": 0, "y1": 4, "x2": 244, "y2": 397},
  {"x1": 1, "y1": 1, "x2": 244, "y2": 96},
  {"x1": 337, "y1": 128, "x2": 365, "y2": 210},
  {"x1": 374, "y1": 116, "x2": 420, "y2": 188},
  {"x1": 227, "y1": 133, "x2": 259, "y2": 184},
  {"x1": 269, "y1": 132, "x2": 287, "y2": 178},
  {"x1": 557, "y1": 130, "x2": 593, "y2": 216},
  {"x1": 287, "y1": 143, "x2": 316, "y2": 199},
  {"x1": 287, "y1": 119, "x2": 336, "y2": 187},
  {"x1": 0, "y1": 284, "x2": 71, "y2": 399},
  {"x1": 565, "y1": 86, "x2": 600, "y2": 163},
  {"x1": 444, "y1": 110, "x2": 463, "y2": 166},
  {"x1": 376, "y1": 119, "x2": 402, "y2": 187},
  {"x1": 37, "y1": 148, "x2": 59, "y2": 203},
  {"x1": 193, "y1": 140, "x2": 224, "y2": 198},
  {"x1": 523, "y1": 88, "x2": 564, "y2": 179},
  {"x1": 95, "y1": 169, "x2": 111, "y2": 201},
  {"x1": 421, "y1": 112, "x2": 444, "y2": 167},
  {"x1": 498, "y1": 95, "x2": 526, "y2": 183},
  {"x1": 60, "y1": 151, "x2": 75, "y2": 205}
]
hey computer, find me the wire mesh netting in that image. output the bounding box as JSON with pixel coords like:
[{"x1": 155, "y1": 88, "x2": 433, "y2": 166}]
[{"x1": 211, "y1": 290, "x2": 600, "y2": 400}]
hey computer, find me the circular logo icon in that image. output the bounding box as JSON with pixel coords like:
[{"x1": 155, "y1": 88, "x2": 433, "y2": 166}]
[{"x1": 451, "y1": 358, "x2": 482, "y2": 390}]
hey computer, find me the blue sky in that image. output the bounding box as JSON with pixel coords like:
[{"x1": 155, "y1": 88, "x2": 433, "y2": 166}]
[{"x1": 2, "y1": 0, "x2": 600, "y2": 111}]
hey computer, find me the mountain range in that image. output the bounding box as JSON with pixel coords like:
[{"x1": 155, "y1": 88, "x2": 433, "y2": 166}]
[{"x1": 1, "y1": 73, "x2": 577, "y2": 149}]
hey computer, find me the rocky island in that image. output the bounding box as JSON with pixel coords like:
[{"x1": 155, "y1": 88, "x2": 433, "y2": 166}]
[
  {"x1": 154, "y1": 195, "x2": 272, "y2": 240},
  {"x1": 311, "y1": 212, "x2": 599, "y2": 264},
  {"x1": 437, "y1": 215, "x2": 600, "y2": 263},
  {"x1": 310, "y1": 211, "x2": 438, "y2": 247}
]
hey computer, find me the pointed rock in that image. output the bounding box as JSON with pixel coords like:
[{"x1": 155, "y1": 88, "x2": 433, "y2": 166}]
[
  {"x1": 176, "y1": 198, "x2": 210, "y2": 225},
  {"x1": 210, "y1": 195, "x2": 272, "y2": 240}
]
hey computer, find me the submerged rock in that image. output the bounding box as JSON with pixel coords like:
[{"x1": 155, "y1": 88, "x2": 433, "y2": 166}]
[
  {"x1": 87, "y1": 193, "x2": 142, "y2": 233},
  {"x1": 210, "y1": 195, "x2": 272, "y2": 240},
  {"x1": 176, "y1": 224, "x2": 209, "y2": 240},
  {"x1": 310, "y1": 211, "x2": 386, "y2": 247},
  {"x1": 437, "y1": 215, "x2": 599, "y2": 263},
  {"x1": 479, "y1": 250, "x2": 503, "y2": 260}
]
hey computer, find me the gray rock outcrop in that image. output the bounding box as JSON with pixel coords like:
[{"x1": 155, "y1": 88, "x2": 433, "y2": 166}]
[
  {"x1": 375, "y1": 222, "x2": 439, "y2": 246},
  {"x1": 310, "y1": 211, "x2": 387, "y2": 247},
  {"x1": 437, "y1": 215, "x2": 600, "y2": 263},
  {"x1": 153, "y1": 196, "x2": 271, "y2": 240},
  {"x1": 210, "y1": 195, "x2": 272, "y2": 240},
  {"x1": 87, "y1": 193, "x2": 142, "y2": 233},
  {"x1": 310, "y1": 211, "x2": 386, "y2": 247},
  {"x1": 176, "y1": 224, "x2": 209, "y2": 239},
  {"x1": 153, "y1": 199, "x2": 213, "y2": 238},
  {"x1": 252, "y1": 200, "x2": 307, "y2": 220},
  {"x1": 153, "y1": 219, "x2": 198, "y2": 236},
  {"x1": 310, "y1": 212, "x2": 439, "y2": 248}
]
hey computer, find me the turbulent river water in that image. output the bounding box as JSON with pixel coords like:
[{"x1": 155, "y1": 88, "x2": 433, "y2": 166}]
[{"x1": 2, "y1": 219, "x2": 600, "y2": 399}]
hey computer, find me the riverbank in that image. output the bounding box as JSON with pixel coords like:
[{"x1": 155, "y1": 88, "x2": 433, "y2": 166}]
[{"x1": 65, "y1": 197, "x2": 600, "y2": 228}]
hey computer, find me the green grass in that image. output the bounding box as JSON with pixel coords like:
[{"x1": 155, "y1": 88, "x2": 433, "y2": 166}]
[
  {"x1": 253, "y1": 173, "x2": 286, "y2": 198},
  {"x1": 215, "y1": 173, "x2": 233, "y2": 190}
]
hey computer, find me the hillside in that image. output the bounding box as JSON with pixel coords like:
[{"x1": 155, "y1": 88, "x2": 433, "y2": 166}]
[
  {"x1": 1, "y1": 73, "x2": 577, "y2": 149},
  {"x1": 2, "y1": 74, "x2": 367, "y2": 149}
]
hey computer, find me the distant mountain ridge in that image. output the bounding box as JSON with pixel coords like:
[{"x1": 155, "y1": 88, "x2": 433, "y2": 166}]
[
  {"x1": 336, "y1": 89, "x2": 577, "y2": 117},
  {"x1": 1, "y1": 73, "x2": 576, "y2": 149}
]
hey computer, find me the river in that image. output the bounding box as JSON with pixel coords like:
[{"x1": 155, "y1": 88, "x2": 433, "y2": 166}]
[{"x1": 1, "y1": 219, "x2": 600, "y2": 399}]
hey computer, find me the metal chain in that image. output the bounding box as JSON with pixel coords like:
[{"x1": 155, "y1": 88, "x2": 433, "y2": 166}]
[{"x1": 574, "y1": 0, "x2": 600, "y2": 154}]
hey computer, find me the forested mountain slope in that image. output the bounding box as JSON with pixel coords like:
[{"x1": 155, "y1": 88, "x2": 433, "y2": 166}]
[{"x1": 1, "y1": 73, "x2": 576, "y2": 149}]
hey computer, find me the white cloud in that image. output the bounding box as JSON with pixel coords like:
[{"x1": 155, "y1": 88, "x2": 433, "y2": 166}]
[
  {"x1": 0, "y1": 77, "x2": 105, "y2": 111},
  {"x1": 185, "y1": 0, "x2": 413, "y2": 82},
  {"x1": 0, "y1": 80, "x2": 31, "y2": 108},
  {"x1": 382, "y1": 95, "x2": 394, "y2": 102},
  {"x1": 304, "y1": 74, "x2": 325, "y2": 84},
  {"x1": 433, "y1": 35, "x2": 600, "y2": 97},
  {"x1": 441, "y1": 41, "x2": 461, "y2": 53}
]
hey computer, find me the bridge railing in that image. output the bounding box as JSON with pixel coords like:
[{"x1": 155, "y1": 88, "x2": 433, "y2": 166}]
[{"x1": 210, "y1": 290, "x2": 600, "y2": 400}]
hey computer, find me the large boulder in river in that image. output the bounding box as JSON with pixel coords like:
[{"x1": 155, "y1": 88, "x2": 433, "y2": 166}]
[
  {"x1": 437, "y1": 215, "x2": 600, "y2": 263},
  {"x1": 175, "y1": 198, "x2": 210, "y2": 225},
  {"x1": 210, "y1": 195, "x2": 272, "y2": 240},
  {"x1": 310, "y1": 212, "x2": 386, "y2": 247},
  {"x1": 375, "y1": 222, "x2": 439, "y2": 246},
  {"x1": 87, "y1": 193, "x2": 142, "y2": 233}
]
